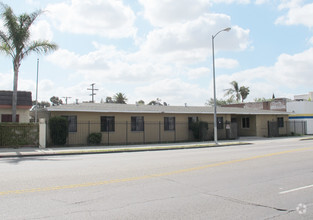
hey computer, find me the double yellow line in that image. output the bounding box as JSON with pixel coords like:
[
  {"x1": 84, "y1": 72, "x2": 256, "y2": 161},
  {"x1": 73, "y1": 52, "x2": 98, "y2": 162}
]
[{"x1": 1, "y1": 146, "x2": 312, "y2": 196}]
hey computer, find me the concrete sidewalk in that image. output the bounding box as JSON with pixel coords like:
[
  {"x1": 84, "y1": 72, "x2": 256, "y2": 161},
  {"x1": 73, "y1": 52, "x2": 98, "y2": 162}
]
[{"x1": 0, "y1": 136, "x2": 312, "y2": 158}]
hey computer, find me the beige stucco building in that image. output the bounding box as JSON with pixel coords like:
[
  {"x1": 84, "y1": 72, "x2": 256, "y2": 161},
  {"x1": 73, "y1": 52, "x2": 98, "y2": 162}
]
[{"x1": 43, "y1": 103, "x2": 289, "y2": 146}]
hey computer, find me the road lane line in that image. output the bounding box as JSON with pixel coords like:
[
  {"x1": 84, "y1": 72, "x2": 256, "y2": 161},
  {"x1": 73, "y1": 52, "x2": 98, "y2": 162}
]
[
  {"x1": 1, "y1": 146, "x2": 313, "y2": 196},
  {"x1": 279, "y1": 184, "x2": 313, "y2": 194}
]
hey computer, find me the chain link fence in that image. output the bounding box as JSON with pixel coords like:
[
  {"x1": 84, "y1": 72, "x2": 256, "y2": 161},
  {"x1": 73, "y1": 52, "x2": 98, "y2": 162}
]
[{"x1": 46, "y1": 121, "x2": 237, "y2": 146}]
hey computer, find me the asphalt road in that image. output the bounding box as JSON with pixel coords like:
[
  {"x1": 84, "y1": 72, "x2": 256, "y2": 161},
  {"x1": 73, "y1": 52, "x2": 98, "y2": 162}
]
[{"x1": 1, "y1": 138, "x2": 313, "y2": 219}]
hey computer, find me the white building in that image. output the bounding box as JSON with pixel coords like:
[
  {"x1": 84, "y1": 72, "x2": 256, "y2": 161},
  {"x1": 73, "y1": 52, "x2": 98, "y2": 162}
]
[
  {"x1": 287, "y1": 101, "x2": 313, "y2": 134},
  {"x1": 294, "y1": 92, "x2": 313, "y2": 101}
]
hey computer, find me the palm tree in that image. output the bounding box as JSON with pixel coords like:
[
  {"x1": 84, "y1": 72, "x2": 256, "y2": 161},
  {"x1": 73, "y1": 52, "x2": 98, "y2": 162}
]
[
  {"x1": 0, "y1": 3, "x2": 58, "y2": 122},
  {"x1": 224, "y1": 81, "x2": 241, "y2": 102},
  {"x1": 239, "y1": 86, "x2": 250, "y2": 102},
  {"x1": 113, "y1": 92, "x2": 128, "y2": 104}
]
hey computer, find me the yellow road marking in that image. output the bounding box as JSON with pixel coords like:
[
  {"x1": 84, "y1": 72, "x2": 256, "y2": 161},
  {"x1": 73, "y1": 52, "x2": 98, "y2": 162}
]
[{"x1": 1, "y1": 146, "x2": 313, "y2": 196}]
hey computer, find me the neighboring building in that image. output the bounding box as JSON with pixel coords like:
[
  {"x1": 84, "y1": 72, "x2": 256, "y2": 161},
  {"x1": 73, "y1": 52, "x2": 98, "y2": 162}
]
[
  {"x1": 221, "y1": 98, "x2": 289, "y2": 112},
  {"x1": 294, "y1": 92, "x2": 313, "y2": 101},
  {"x1": 222, "y1": 95, "x2": 312, "y2": 135},
  {"x1": 43, "y1": 103, "x2": 289, "y2": 146},
  {"x1": 0, "y1": 91, "x2": 32, "y2": 123},
  {"x1": 287, "y1": 101, "x2": 313, "y2": 134}
]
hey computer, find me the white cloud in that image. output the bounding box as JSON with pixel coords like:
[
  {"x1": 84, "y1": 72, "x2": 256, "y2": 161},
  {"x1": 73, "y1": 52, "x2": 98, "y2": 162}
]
[
  {"x1": 134, "y1": 78, "x2": 208, "y2": 106},
  {"x1": 140, "y1": 14, "x2": 250, "y2": 64},
  {"x1": 254, "y1": 0, "x2": 270, "y2": 5},
  {"x1": 213, "y1": 0, "x2": 250, "y2": 4},
  {"x1": 30, "y1": 20, "x2": 54, "y2": 41},
  {"x1": 215, "y1": 58, "x2": 239, "y2": 69},
  {"x1": 47, "y1": 44, "x2": 173, "y2": 84},
  {"x1": 215, "y1": 47, "x2": 313, "y2": 101},
  {"x1": 186, "y1": 67, "x2": 210, "y2": 79},
  {"x1": 276, "y1": 2, "x2": 313, "y2": 28},
  {"x1": 46, "y1": 0, "x2": 137, "y2": 38},
  {"x1": 138, "y1": 0, "x2": 210, "y2": 27},
  {"x1": 278, "y1": 0, "x2": 303, "y2": 10}
]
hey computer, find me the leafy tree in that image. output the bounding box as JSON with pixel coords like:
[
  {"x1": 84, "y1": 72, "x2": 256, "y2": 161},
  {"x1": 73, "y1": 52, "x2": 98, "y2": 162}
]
[
  {"x1": 239, "y1": 86, "x2": 250, "y2": 102},
  {"x1": 113, "y1": 92, "x2": 127, "y2": 104},
  {"x1": 0, "y1": 3, "x2": 58, "y2": 122},
  {"x1": 137, "y1": 100, "x2": 145, "y2": 105},
  {"x1": 50, "y1": 96, "x2": 63, "y2": 106},
  {"x1": 105, "y1": 96, "x2": 114, "y2": 103},
  {"x1": 148, "y1": 98, "x2": 163, "y2": 105},
  {"x1": 206, "y1": 97, "x2": 235, "y2": 106}
]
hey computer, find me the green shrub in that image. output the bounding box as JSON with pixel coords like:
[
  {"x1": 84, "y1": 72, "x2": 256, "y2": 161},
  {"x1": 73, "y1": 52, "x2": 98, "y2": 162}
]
[
  {"x1": 87, "y1": 133, "x2": 102, "y2": 145},
  {"x1": 49, "y1": 116, "x2": 68, "y2": 145},
  {"x1": 0, "y1": 123, "x2": 39, "y2": 147},
  {"x1": 190, "y1": 121, "x2": 208, "y2": 141}
]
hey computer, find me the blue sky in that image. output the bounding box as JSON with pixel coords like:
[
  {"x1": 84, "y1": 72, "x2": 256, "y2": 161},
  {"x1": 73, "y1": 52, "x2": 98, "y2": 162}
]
[{"x1": 0, "y1": 0, "x2": 312, "y2": 106}]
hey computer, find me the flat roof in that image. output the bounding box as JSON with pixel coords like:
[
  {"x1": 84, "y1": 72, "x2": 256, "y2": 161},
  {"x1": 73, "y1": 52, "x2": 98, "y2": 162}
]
[{"x1": 46, "y1": 103, "x2": 289, "y2": 115}]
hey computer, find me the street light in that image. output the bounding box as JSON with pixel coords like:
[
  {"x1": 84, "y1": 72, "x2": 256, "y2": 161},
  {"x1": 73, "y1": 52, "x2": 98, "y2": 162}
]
[{"x1": 212, "y1": 27, "x2": 231, "y2": 145}]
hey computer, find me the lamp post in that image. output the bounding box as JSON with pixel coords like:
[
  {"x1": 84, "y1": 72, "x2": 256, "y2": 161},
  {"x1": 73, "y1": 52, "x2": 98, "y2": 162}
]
[{"x1": 212, "y1": 27, "x2": 231, "y2": 145}]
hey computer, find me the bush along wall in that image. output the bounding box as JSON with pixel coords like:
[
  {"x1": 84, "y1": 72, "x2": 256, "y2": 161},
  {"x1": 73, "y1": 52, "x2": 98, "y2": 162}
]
[
  {"x1": 87, "y1": 133, "x2": 102, "y2": 145},
  {"x1": 0, "y1": 123, "x2": 39, "y2": 147},
  {"x1": 190, "y1": 121, "x2": 209, "y2": 141},
  {"x1": 49, "y1": 116, "x2": 68, "y2": 145}
]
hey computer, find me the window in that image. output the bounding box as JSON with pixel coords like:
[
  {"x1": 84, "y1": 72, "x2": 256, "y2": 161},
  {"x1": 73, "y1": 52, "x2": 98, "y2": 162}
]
[
  {"x1": 1, "y1": 114, "x2": 19, "y2": 122},
  {"x1": 164, "y1": 117, "x2": 175, "y2": 131},
  {"x1": 62, "y1": 115, "x2": 77, "y2": 132},
  {"x1": 101, "y1": 116, "x2": 115, "y2": 132},
  {"x1": 188, "y1": 116, "x2": 198, "y2": 130},
  {"x1": 217, "y1": 117, "x2": 224, "y2": 129},
  {"x1": 131, "y1": 116, "x2": 144, "y2": 131},
  {"x1": 277, "y1": 117, "x2": 284, "y2": 128},
  {"x1": 242, "y1": 117, "x2": 250, "y2": 128}
]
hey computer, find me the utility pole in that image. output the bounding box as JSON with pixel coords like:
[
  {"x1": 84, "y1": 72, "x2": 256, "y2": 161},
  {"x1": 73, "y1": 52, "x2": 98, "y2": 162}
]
[
  {"x1": 87, "y1": 83, "x2": 98, "y2": 103},
  {"x1": 35, "y1": 58, "x2": 39, "y2": 123},
  {"x1": 62, "y1": 96, "x2": 72, "y2": 104}
]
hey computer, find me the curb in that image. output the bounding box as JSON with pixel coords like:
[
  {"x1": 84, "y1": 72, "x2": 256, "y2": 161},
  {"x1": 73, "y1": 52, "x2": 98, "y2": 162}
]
[{"x1": 0, "y1": 142, "x2": 251, "y2": 158}]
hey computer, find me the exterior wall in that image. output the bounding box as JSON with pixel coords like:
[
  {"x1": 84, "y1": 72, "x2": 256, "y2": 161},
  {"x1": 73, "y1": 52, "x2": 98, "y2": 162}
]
[
  {"x1": 287, "y1": 101, "x2": 313, "y2": 134},
  {"x1": 236, "y1": 115, "x2": 257, "y2": 136},
  {"x1": 0, "y1": 108, "x2": 30, "y2": 123},
  {"x1": 294, "y1": 92, "x2": 313, "y2": 101},
  {"x1": 222, "y1": 99, "x2": 287, "y2": 112},
  {"x1": 49, "y1": 111, "x2": 234, "y2": 145},
  {"x1": 256, "y1": 115, "x2": 289, "y2": 137},
  {"x1": 48, "y1": 111, "x2": 288, "y2": 145}
]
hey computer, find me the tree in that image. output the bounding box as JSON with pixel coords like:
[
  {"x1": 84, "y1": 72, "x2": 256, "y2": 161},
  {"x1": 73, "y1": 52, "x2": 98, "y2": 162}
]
[
  {"x1": 0, "y1": 3, "x2": 58, "y2": 122},
  {"x1": 113, "y1": 92, "x2": 127, "y2": 104},
  {"x1": 239, "y1": 86, "x2": 250, "y2": 102},
  {"x1": 105, "y1": 96, "x2": 114, "y2": 103},
  {"x1": 224, "y1": 81, "x2": 241, "y2": 102},
  {"x1": 148, "y1": 98, "x2": 163, "y2": 106},
  {"x1": 224, "y1": 81, "x2": 250, "y2": 103},
  {"x1": 50, "y1": 96, "x2": 63, "y2": 106},
  {"x1": 137, "y1": 100, "x2": 145, "y2": 105},
  {"x1": 205, "y1": 97, "x2": 235, "y2": 106}
]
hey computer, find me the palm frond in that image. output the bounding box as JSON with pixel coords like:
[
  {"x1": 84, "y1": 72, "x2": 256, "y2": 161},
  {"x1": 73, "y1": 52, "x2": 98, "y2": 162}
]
[
  {"x1": 0, "y1": 30, "x2": 13, "y2": 55},
  {"x1": 23, "y1": 40, "x2": 58, "y2": 57}
]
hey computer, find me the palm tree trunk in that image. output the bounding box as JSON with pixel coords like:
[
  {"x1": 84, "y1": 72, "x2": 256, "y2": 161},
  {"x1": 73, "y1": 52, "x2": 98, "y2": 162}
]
[{"x1": 12, "y1": 61, "x2": 19, "y2": 123}]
